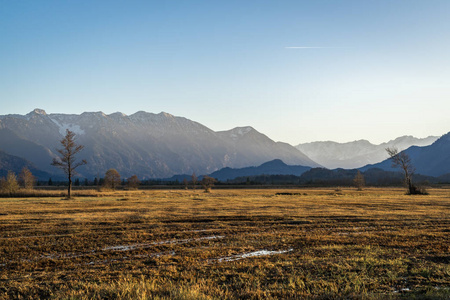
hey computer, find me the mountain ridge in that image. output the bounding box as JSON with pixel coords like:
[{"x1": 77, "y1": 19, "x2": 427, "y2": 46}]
[
  {"x1": 296, "y1": 135, "x2": 438, "y2": 169},
  {"x1": 209, "y1": 159, "x2": 311, "y2": 181},
  {"x1": 360, "y1": 132, "x2": 450, "y2": 177},
  {"x1": 0, "y1": 109, "x2": 319, "y2": 180}
]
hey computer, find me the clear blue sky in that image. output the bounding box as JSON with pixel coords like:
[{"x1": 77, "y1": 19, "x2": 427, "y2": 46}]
[{"x1": 1, "y1": 0, "x2": 449, "y2": 144}]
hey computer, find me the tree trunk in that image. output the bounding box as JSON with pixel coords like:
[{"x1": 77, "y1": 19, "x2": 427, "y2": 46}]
[
  {"x1": 407, "y1": 178, "x2": 414, "y2": 194},
  {"x1": 68, "y1": 173, "x2": 72, "y2": 199}
]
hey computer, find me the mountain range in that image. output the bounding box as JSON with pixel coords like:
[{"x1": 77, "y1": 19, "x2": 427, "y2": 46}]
[
  {"x1": 0, "y1": 109, "x2": 319, "y2": 180},
  {"x1": 209, "y1": 131, "x2": 450, "y2": 181},
  {"x1": 360, "y1": 132, "x2": 450, "y2": 177},
  {"x1": 1, "y1": 109, "x2": 448, "y2": 182},
  {"x1": 296, "y1": 136, "x2": 438, "y2": 169}
]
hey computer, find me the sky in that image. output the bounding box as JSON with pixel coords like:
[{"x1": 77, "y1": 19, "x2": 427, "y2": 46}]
[{"x1": 1, "y1": 0, "x2": 450, "y2": 145}]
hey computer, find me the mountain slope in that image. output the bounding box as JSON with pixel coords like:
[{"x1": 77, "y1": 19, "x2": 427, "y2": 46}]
[
  {"x1": 0, "y1": 128, "x2": 55, "y2": 174},
  {"x1": 0, "y1": 150, "x2": 52, "y2": 179},
  {"x1": 296, "y1": 136, "x2": 438, "y2": 169},
  {"x1": 0, "y1": 109, "x2": 318, "y2": 179},
  {"x1": 217, "y1": 127, "x2": 319, "y2": 168},
  {"x1": 209, "y1": 159, "x2": 311, "y2": 181},
  {"x1": 360, "y1": 132, "x2": 450, "y2": 177}
]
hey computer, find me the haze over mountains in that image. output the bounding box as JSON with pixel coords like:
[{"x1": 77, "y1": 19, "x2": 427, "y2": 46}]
[
  {"x1": 0, "y1": 150, "x2": 51, "y2": 179},
  {"x1": 360, "y1": 132, "x2": 450, "y2": 177},
  {"x1": 0, "y1": 109, "x2": 448, "y2": 182},
  {"x1": 217, "y1": 133, "x2": 450, "y2": 185},
  {"x1": 0, "y1": 109, "x2": 318, "y2": 180},
  {"x1": 296, "y1": 136, "x2": 438, "y2": 169}
]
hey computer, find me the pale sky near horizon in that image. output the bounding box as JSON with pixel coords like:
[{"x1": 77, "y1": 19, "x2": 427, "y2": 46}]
[{"x1": 1, "y1": 1, "x2": 449, "y2": 145}]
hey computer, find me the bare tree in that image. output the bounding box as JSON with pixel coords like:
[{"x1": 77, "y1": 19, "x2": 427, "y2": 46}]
[
  {"x1": 51, "y1": 129, "x2": 87, "y2": 199},
  {"x1": 191, "y1": 172, "x2": 198, "y2": 190},
  {"x1": 201, "y1": 176, "x2": 217, "y2": 193},
  {"x1": 353, "y1": 170, "x2": 365, "y2": 191},
  {"x1": 104, "y1": 169, "x2": 121, "y2": 190},
  {"x1": 386, "y1": 147, "x2": 423, "y2": 194},
  {"x1": 19, "y1": 167, "x2": 35, "y2": 190}
]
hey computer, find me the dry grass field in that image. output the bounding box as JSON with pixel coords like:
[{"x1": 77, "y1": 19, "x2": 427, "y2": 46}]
[{"x1": 0, "y1": 188, "x2": 449, "y2": 299}]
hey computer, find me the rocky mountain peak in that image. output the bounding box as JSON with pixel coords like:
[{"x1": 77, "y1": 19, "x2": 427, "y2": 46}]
[
  {"x1": 79, "y1": 111, "x2": 107, "y2": 118},
  {"x1": 219, "y1": 126, "x2": 255, "y2": 141},
  {"x1": 159, "y1": 112, "x2": 174, "y2": 118},
  {"x1": 28, "y1": 108, "x2": 47, "y2": 116},
  {"x1": 109, "y1": 112, "x2": 127, "y2": 118}
]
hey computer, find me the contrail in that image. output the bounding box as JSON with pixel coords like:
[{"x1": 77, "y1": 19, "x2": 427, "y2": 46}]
[{"x1": 285, "y1": 46, "x2": 344, "y2": 49}]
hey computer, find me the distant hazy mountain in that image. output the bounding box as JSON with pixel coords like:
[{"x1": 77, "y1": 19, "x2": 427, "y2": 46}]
[
  {"x1": 0, "y1": 150, "x2": 52, "y2": 179},
  {"x1": 209, "y1": 159, "x2": 311, "y2": 181},
  {"x1": 0, "y1": 109, "x2": 319, "y2": 179},
  {"x1": 296, "y1": 136, "x2": 438, "y2": 169},
  {"x1": 0, "y1": 128, "x2": 56, "y2": 175},
  {"x1": 360, "y1": 132, "x2": 450, "y2": 177},
  {"x1": 217, "y1": 127, "x2": 317, "y2": 167}
]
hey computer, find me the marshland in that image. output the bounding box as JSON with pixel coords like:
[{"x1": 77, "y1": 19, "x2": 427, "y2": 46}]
[{"x1": 1, "y1": 188, "x2": 449, "y2": 299}]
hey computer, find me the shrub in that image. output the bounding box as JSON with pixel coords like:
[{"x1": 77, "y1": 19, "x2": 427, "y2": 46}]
[
  {"x1": 0, "y1": 171, "x2": 20, "y2": 195},
  {"x1": 407, "y1": 185, "x2": 429, "y2": 195}
]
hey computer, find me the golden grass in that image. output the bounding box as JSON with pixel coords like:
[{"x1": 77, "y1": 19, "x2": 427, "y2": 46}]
[{"x1": 0, "y1": 188, "x2": 449, "y2": 299}]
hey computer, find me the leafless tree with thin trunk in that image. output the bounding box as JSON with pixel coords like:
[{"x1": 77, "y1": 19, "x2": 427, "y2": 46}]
[
  {"x1": 51, "y1": 129, "x2": 87, "y2": 199},
  {"x1": 386, "y1": 147, "x2": 425, "y2": 195},
  {"x1": 191, "y1": 172, "x2": 198, "y2": 190}
]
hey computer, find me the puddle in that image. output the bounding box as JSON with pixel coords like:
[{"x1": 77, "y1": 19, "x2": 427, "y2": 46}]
[
  {"x1": 6, "y1": 235, "x2": 224, "y2": 266},
  {"x1": 103, "y1": 235, "x2": 225, "y2": 251},
  {"x1": 211, "y1": 248, "x2": 293, "y2": 263},
  {"x1": 393, "y1": 288, "x2": 411, "y2": 293}
]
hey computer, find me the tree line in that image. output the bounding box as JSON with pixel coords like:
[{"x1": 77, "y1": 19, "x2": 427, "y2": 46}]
[{"x1": 0, "y1": 130, "x2": 428, "y2": 197}]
